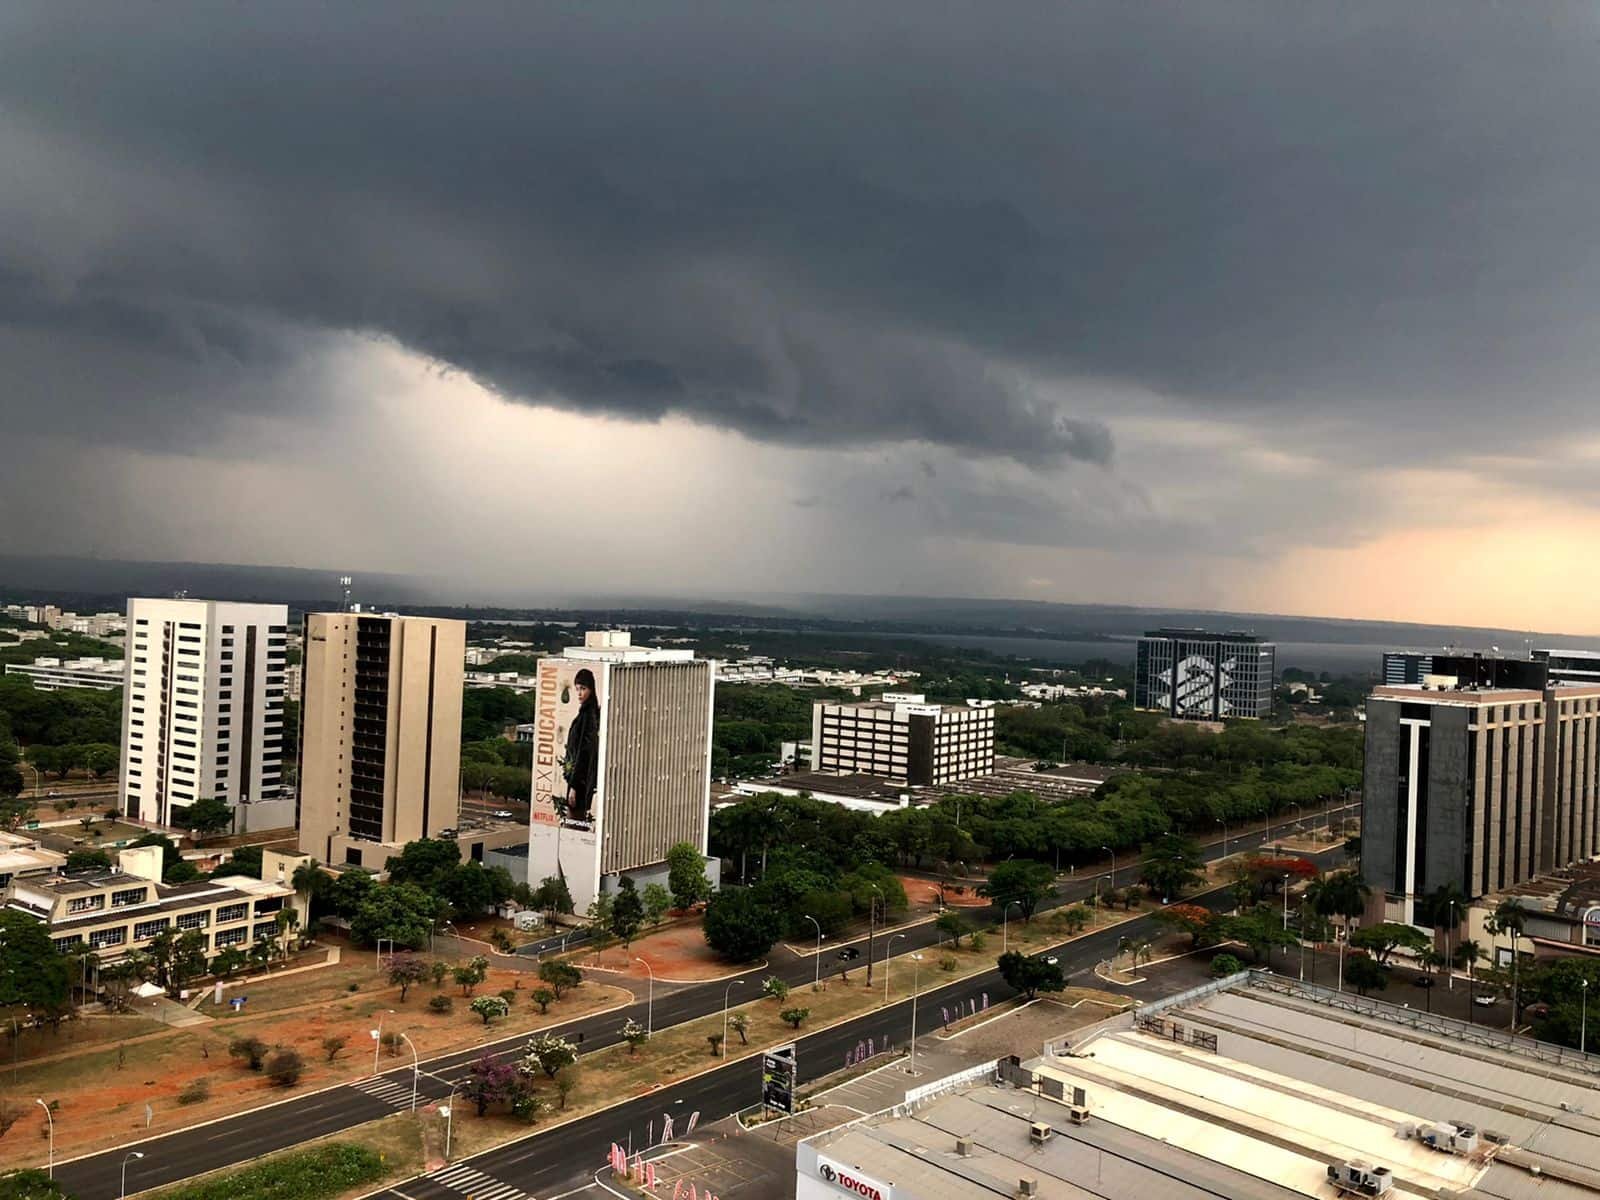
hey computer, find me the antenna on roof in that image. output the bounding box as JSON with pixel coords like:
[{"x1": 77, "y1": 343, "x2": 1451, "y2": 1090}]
[{"x1": 340, "y1": 576, "x2": 354, "y2": 613}]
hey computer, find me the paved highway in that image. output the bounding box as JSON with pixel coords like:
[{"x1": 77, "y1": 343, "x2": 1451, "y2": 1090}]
[{"x1": 57, "y1": 811, "x2": 1355, "y2": 1199}]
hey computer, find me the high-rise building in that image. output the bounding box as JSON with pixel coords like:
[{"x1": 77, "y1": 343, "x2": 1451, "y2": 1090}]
[
  {"x1": 810, "y1": 694, "x2": 993, "y2": 785},
  {"x1": 1362, "y1": 675, "x2": 1600, "y2": 918},
  {"x1": 1134, "y1": 629, "x2": 1275, "y2": 720},
  {"x1": 121, "y1": 598, "x2": 290, "y2": 829},
  {"x1": 295, "y1": 613, "x2": 466, "y2": 867},
  {"x1": 1381, "y1": 651, "x2": 1434, "y2": 685},
  {"x1": 1533, "y1": 647, "x2": 1600, "y2": 687},
  {"x1": 528, "y1": 630, "x2": 714, "y2": 911}
]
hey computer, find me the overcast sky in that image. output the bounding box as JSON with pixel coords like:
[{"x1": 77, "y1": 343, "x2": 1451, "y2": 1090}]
[{"x1": 4, "y1": 2, "x2": 1600, "y2": 628}]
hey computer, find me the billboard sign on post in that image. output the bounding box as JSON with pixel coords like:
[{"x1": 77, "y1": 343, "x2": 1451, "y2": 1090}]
[{"x1": 762, "y1": 1043, "x2": 797, "y2": 1115}]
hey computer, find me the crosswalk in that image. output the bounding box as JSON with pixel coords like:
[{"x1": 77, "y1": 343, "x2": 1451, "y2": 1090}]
[
  {"x1": 427, "y1": 1163, "x2": 534, "y2": 1200},
  {"x1": 350, "y1": 1074, "x2": 415, "y2": 1109}
]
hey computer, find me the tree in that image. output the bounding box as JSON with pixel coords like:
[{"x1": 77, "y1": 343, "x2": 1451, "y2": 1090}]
[
  {"x1": 387, "y1": 954, "x2": 430, "y2": 1002},
  {"x1": 430, "y1": 959, "x2": 449, "y2": 988},
  {"x1": 0, "y1": 911, "x2": 71, "y2": 1022},
  {"x1": 65, "y1": 848, "x2": 111, "y2": 872},
  {"x1": 229, "y1": 1036, "x2": 270, "y2": 1071},
  {"x1": 463, "y1": 1053, "x2": 523, "y2": 1116},
  {"x1": 471, "y1": 995, "x2": 510, "y2": 1025},
  {"x1": 0, "y1": 1168, "x2": 70, "y2": 1199},
  {"x1": 328, "y1": 869, "x2": 377, "y2": 919},
  {"x1": 165, "y1": 860, "x2": 201, "y2": 885},
  {"x1": 532, "y1": 875, "x2": 574, "y2": 916},
  {"x1": 538, "y1": 960, "x2": 582, "y2": 999},
  {"x1": 1139, "y1": 833, "x2": 1205, "y2": 899},
  {"x1": 1345, "y1": 954, "x2": 1390, "y2": 996},
  {"x1": 935, "y1": 910, "x2": 966, "y2": 948},
  {"x1": 555, "y1": 1070, "x2": 578, "y2": 1110},
  {"x1": 761, "y1": 976, "x2": 790, "y2": 1002},
  {"x1": 293, "y1": 860, "x2": 332, "y2": 918},
  {"x1": 707, "y1": 1032, "x2": 725, "y2": 1056},
  {"x1": 1210, "y1": 953, "x2": 1245, "y2": 978},
  {"x1": 780, "y1": 1006, "x2": 810, "y2": 1029},
  {"x1": 610, "y1": 877, "x2": 644, "y2": 949},
  {"x1": 996, "y1": 950, "x2": 1065, "y2": 1000},
  {"x1": 703, "y1": 887, "x2": 783, "y2": 962},
  {"x1": 181, "y1": 796, "x2": 235, "y2": 841},
  {"x1": 667, "y1": 842, "x2": 711, "y2": 910},
  {"x1": 642, "y1": 883, "x2": 671, "y2": 927},
  {"x1": 454, "y1": 955, "x2": 489, "y2": 996},
  {"x1": 1152, "y1": 903, "x2": 1221, "y2": 950},
  {"x1": 212, "y1": 946, "x2": 247, "y2": 979},
  {"x1": 1305, "y1": 870, "x2": 1369, "y2": 923},
  {"x1": 979, "y1": 860, "x2": 1055, "y2": 922},
  {"x1": 350, "y1": 882, "x2": 439, "y2": 949},
  {"x1": 226, "y1": 845, "x2": 264, "y2": 878},
  {"x1": 621, "y1": 1017, "x2": 648, "y2": 1054},
  {"x1": 1486, "y1": 897, "x2": 1528, "y2": 1021},
  {"x1": 585, "y1": 893, "x2": 615, "y2": 958},
  {"x1": 520, "y1": 1031, "x2": 578, "y2": 1079},
  {"x1": 1349, "y1": 921, "x2": 1430, "y2": 966},
  {"x1": 265, "y1": 1048, "x2": 304, "y2": 1087},
  {"x1": 1221, "y1": 908, "x2": 1298, "y2": 963},
  {"x1": 729, "y1": 1013, "x2": 749, "y2": 1044},
  {"x1": 385, "y1": 838, "x2": 462, "y2": 888},
  {"x1": 321, "y1": 1034, "x2": 348, "y2": 1062}
]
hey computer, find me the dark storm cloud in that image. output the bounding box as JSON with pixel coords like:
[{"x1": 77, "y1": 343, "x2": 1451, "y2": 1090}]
[{"x1": 2, "y1": 1, "x2": 1599, "y2": 467}]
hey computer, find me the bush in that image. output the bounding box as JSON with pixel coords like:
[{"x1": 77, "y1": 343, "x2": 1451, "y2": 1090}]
[
  {"x1": 321, "y1": 1035, "x2": 348, "y2": 1062},
  {"x1": 229, "y1": 1036, "x2": 269, "y2": 1071},
  {"x1": 940, "y1": 954, "x2": 959, "y2": 972},
  {"x1": 760, "y1": 976, "x2": 789, "y2": 1002},
  {"x1": 530, "y1": 987, "x2": 555, "y2": 1014},
  {"x1": 498, "y1": 988, "x2": 518, "y2": 1006},
  {"x1": 968, "y1": 931, "x2": 987, "y2": 952},
  {"x1": 148, "y1": 1143, "x2": 384, "y2": 1200},
  {"x1": 346, "y1": 982, "x2": 360, "y2": 993},
  {"x1": 780, "y1": 1006, "x2": 810, "y2": 1029},
  {"x1": 428, "y1": 994, "x2": 453, "y2": 1014},
  {"x1": 177, "y1": 1078, "x2": 211, "y2": 1105},
  {"x1": 1210, "y1": 953, "x2": 1245, "y2": 978},
  {"x1": 265, "y1": 1048, "x2": 304, "y2": 1087}
]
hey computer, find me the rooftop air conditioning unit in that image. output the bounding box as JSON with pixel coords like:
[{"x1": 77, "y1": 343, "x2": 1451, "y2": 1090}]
[
  {"x1": 956, "y1": 1137, "x2": 974, "y2": 1157},
  {"x1": 1067, "y1": 1105, "x2": 1090, "y2": 1125},
  {"x1": 1327, "y1": 1161, "x2": 1394, "y2": 1196},
  {"x1": 1029, "y1": 1122, "x2": 1052, "y2": 1146},
  {"x1": 1016, "y1": 1180, "x2": 1039, "y2": 1199}
]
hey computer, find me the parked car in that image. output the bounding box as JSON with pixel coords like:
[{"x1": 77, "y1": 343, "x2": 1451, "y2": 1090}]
[
  {"x1": 1473, "y1": 993, "x2": 1498, "y2": 1006},
  {"x1": 492, "y1": 809, "x2": 514, "y2": 820}
]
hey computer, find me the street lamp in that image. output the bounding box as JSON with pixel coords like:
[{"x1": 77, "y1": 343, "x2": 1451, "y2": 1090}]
[
  {"x1": 803, "y1": 915, "x2": 824, "y2": 992},
  {"x1": 121, "y1": 1151, "x2": 144, "y2": 1200},
  {"x1": 35, "y1": 1099, "x2": 51, "y2": 1178},
  {"x1": 1446, "y1": 900, "x2": 1456, "y2": 991},
  {"x1": 635, "y1": 957, "x2": 655, "y2": 1038},
  {"x1": 441, "y1": 1087, "x2": 457, "y2": 1162},
  {"x1": 1002, "y1": 900, "x2": 1021, "y2": 955},
  {"x1": 1281, "y1": 874, "x2": 1290, "y2": 932},
  {"x1": 1216, "y1": 818, "x2": 1227, "y2": 859},
  {"x1": 867, "y1": 883, "x2": 884, "y2": 986},
  {"x1": 397, "y1": 1031, "x2": 419, "y2": 1110},
  {"x1": 885, "y1": 933, "x2": 906, "y2": 1004},
  {"x1": 907, "y1": 953, "x2": 925, "y2": 1075},
  {"x1": 1101, "y1": 846, "x2": 1115, "y2": 891},
  {"x1": 721, "y1": 980, "x2": 745, "y2": 1057},
  {"x1": 370, "y1": 1009, "x2": 395, "y2": 1076},
  {"x1": 1582, "y1": 978, "x2": 1590, "y2": 1056}
]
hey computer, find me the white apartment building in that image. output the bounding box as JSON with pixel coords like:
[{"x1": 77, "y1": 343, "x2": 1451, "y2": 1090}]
[
  {"x1": 121, "y1": 598, "x2": 292, "y2": 831},
  {"x1": 3, "y1": 656, "x2": 126, "y2": 692},
  {"x1": 811, "y1": 693, "x2": 994, "y2": 785}
]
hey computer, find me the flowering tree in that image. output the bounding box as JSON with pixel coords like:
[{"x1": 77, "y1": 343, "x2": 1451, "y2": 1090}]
[
  {"x1": 462, "y1": 1053, "x2": 522, "y2": 1116},
  {"x1": 520, "y1": 1032, "x2": 578, "y2": 1079}
]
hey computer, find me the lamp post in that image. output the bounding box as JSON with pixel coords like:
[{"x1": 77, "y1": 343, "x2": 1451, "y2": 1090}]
[
  {"x1": 721, "y1": 980, "x2": 745, "y2": 1057},
  {"x1": 1002, "y1": 900, "x2": 1021, "y2": 955},
  {"x1": 371, "y1": 1009, "x2": 394, "y2": 1075},
  {"x1": 1582, "y1": 978, "x2": 1590, "y2": 1056},
  {"x1": 1216, "y1": 818, "x2": 1227, "y2": 859},
  {"x1": 1282, "y1": 874, "x2": 1290, "y2": 931},
  {"x1": 35, "y1": 1099, "x2": 51, "y2": 1178},
  {"x1": 1101, "y1": 846, "x2": 1115, "y2": 892},
  {"x1": 885, "y1": 933, "x2": 906, "y2": 1004},
  {"x1": 398, "y1": 1031, "x2": 419, "y2": 1110},
  {"x1": 635, "y1": 957, "x2": 654, "y2": 1038},
  {"x1": 803, "y1": 915, "x2": 823, "y2": 992},
  {"x1": 442, "y1": 1082, "x2": 459, "y2": 1162},
  {"x1": 120, "y1": 1151, "x2": 144, "y2": 1200},
  {"x1": 907, "y1": 953, "x2": 924, "y2": 1075},
  {"x1": 867, "y1": 883, "x2": 884, "y2": 987},
  {"x1": 1446, "y1": 900, "x2": 1456, "y2": 991}
]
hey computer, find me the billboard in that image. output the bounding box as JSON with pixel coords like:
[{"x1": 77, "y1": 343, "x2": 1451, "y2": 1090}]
[
  {"x1": 762, "y1": 1044, "x2": 797, "y2": 1115},
  {"x1": 532, "y1": 658, "x2": 609, "y2": 832}
]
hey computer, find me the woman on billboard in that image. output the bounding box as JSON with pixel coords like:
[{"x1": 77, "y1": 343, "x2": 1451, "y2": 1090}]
[{"x1": 562, "y1": 667, "x2": 600, "y2": 823}]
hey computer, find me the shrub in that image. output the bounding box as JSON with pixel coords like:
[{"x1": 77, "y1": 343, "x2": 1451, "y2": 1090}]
[
  {"x1": 428, "y1": 994, "x2": 453, "y2": 1014},
  {"x1": 780, "y1": 1006, "x2": 810, "y2": 1029},
  {"x1": 760, "y1": 976, "x2": 789, "y2": 1002},
  {"x1": 177, "y1": 1078, "x2": 211, "y2": 1105},
  {"x1": 229, "y1": 1036, "x2": 269, "y2": 1071},
  {"x1": 621, "y1": 1018, "x2": 648, "y2": 1054},
  {"x1": 538, "y1": 960, "x2": 582, "y2": 999},
  {"x1": 321, "y1": 1035, "x2": 348, "y2": 1063},
  {"x1": 148, "y1": 1142, "x2": 383, "y2": 1200},
  {"x1": 265, "y1": 1048, "x2": 304, "y2": 1087},
  {"x1": 1210, "y1": 953, "x2": 1245, "y2": 978},
  {"x1": 530, "y1": 987, "x2": 555, "y2": 1014},
  {"x1": 706, "y1": 1032, "x2": 724, "y2": 1056},
  {"x1": 940, "y1": 955, "x2": 959, "y2": 972},
  {"x1": 470, "y1": 995, "x2": 511, "y2": 1025},
  {"x1": 346, "y1": 982, "x2": 360, "y2": 993},
  {"x1": 968, "y1": 931, "x2": 987, "y2": 952},
  {"x1": 729, "y1": 1014, "x2": 749, "y2": 1044},
  {"x1": 498, "y1": 988, "x2": 517, "y2": 1006}
]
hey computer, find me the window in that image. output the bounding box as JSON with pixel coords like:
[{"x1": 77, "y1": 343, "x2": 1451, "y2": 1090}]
[
  {"x1": 89, "y1": 928, "x2": 127, "y2": 949},
  {"x1": 67, "y1": 894, "x2": 106, "y2": 914},
  {"x1": 177, "y1": 911, "x2": 208, "y2": 930},
  {"x1": 133, "y1": 918, "x2": 170, "y2": 941},
  {"x1": 111, "y1": 887, "x2": 148, "y2": 908},
  {"x1": 216, "y1": 902, "x2": 248, "y2": 924},
  {"x1": 214, "y1": 926, "x2": 247, "y2": 948},
  {"x1": 53, "y1": 935, "x2": 83, "y2": 952}
]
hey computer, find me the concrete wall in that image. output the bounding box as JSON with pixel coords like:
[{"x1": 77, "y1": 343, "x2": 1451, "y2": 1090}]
[{"x1": 1362, "y1": 699, "x2": 1401, "y2": 895}]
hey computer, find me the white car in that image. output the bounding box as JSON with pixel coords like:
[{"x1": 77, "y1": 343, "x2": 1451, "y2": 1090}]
[
  {"x1": 492, "y1": 809, "x2": 514, "y2": 820},
  {"x1": 1472, "y1": 993, "x2": 1497, "y2": 1006}
]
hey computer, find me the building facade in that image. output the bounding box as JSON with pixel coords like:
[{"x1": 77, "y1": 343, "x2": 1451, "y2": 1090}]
[
  {"x1": 1134, "y1": 629, "x2": 1275, "y2": 720},
  {"x1": 296, "y1": 613, "x2": 466, "y2": 867},
  {"x1": 1382, "y1": 651, "x2": 1434, "y2": 686},
  {"x1": 120, "y1": 598, "x2": 290, "y2": 829},
  {"x1": 810, "y1": 694, "x2": 994, "y2": 785},
  {"x1": 4, "y1": 656, "x2": 125, "y2": 692},
  {"x1": 528, "y1": 631, "x2": 714, "y2": 910}
]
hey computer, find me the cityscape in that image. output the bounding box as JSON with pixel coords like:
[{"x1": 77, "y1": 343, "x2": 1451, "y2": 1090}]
[{"x1": 4, "y1": 5, "x2": 1600, "y2": 1200}]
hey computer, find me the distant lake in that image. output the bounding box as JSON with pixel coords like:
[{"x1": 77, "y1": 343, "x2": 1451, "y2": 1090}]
[{"x1": 886, "y1": 632, "x2": 1396, "y2": 676}]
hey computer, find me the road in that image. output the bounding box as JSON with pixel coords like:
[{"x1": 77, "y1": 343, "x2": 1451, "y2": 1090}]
[{"x1": 56, "y1": 814, "x2": 1356, "y2": 1199}]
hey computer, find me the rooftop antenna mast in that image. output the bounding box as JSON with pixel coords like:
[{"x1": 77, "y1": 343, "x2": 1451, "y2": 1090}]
[{"x1": 340, "y1": 576, "x2": 355, "y2": 614}]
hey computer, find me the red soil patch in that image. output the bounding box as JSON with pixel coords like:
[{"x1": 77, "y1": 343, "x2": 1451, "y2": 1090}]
[
  {"x1": 897, "y1": 873, "x2": 989, "y2": 909},
  {"x1": 582, "y1": 919, "x2": 745, "y2": 981}
]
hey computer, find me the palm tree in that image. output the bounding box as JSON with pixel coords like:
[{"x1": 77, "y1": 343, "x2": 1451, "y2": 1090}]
[
  {"x1": 1486, "y1": 898, "x2": 1527, "y2": 1025},
  {"x1": 1454, "y1": 939, "x2": 1483, "y2": 1020},
  {"x1": 1307, "y1": 870, "x2": 1370, "y2": 927}
]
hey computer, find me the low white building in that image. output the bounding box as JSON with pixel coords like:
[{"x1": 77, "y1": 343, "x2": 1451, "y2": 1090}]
[{"x1": 4, "y1": 656, "x2": 126, "y2": 692}]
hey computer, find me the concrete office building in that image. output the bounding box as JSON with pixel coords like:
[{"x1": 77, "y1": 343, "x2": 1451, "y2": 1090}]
[
  {"x1": 1134, "y1": 629, "x2": 1275, "y2": 720},
  {"x1": 811, "y1": 694, "x2": 994, "y2": 785},
  {"x1": 121, "y1": 598, "x2": 291, "y2": 830},
  {"x1": 4, "y1": 656, "x2": 125, "y2": 692},
  {"x1": 528, "y1": 631, "x2": 714, "y2": 910},
  {"x1": 296, "y1": 613, "x2": 467, "y2": 869},
  {"x1": 1533, "y1": 647, "x2": 1600, "y2": 687},
  {"x1": 1381, "y1": 650, "x2": 1434, "y2": 685}
]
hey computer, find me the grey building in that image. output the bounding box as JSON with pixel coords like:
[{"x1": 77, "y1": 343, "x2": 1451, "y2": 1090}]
[
  {"x1": 1533, "y1": 647, "x2": 1600, "y2": 687},
  {"x1": 1134, "y1": 629, "x2": 1275, "y2": 720},
  {"x1": 811, "y1": 694, "x2": 994, "y2": 785},
  {"x1": 1381, "y1": 651, "x2": 1433, "y2": 685}
]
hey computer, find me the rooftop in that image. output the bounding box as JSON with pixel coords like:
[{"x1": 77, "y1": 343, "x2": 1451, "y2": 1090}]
[{"x1": 1370, "y1": 684, "x2": 1545, "y2": 706}]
